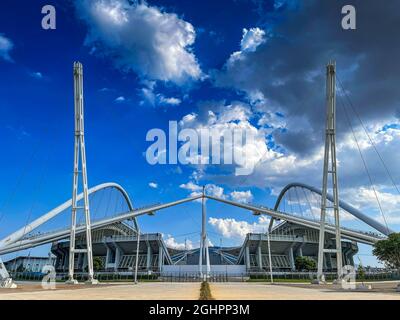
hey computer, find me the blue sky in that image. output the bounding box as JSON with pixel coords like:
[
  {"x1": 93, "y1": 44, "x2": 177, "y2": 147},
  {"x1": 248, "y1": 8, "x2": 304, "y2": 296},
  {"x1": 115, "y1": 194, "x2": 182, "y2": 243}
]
[{"x1": 1, "y1": 0, "x2": 400, "y2": 266}]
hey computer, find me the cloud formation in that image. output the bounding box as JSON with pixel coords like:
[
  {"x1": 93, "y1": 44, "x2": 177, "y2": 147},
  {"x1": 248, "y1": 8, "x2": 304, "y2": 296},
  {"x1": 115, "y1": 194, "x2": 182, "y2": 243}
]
[
  {"x1": 230, "y1": 190, "x2": 253, "y2": 203},
  {"x1": 209, "y1": 215, "x2": 270, "y2": 241},
  {"x1": 76, "y1": 0, "x2": 202, "y2": 84},
  {"x1": 148, "y1": 182, "x2": 158, "y2": 189},
  {"x1": 114, "y1": 96, "x2": 125, "y2": 102},
  {"x1": 29, "y1": 72, "x2": 43, "y2": 80},
  {"x1": 213, "y1": 1, "x2": 400, "y2": 157},
  {"x1": 176, "y1": 99, "x2": 400, "y2": 231},
  {"x1": 163, "y1": 234, "x2": 193, "y2": 250},
  {"x1": 179, "y1": 182, "x2": 225, "y2": 200},
  {"x1": 227, "y1": 27, "x2": 266, "y2": 66},
  {"x1": 0, "y1": 34, "x2": 13, "y2": 62}
]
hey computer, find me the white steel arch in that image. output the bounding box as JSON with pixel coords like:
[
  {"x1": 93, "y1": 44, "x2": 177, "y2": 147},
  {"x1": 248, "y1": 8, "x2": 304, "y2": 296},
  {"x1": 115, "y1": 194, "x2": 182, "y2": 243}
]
[
  {"x1": 0, "y1": 182, "x2": 136, "y2": 250},
  {"x1": 274, "y1": 182, "x2": 394, "y2": 236}
]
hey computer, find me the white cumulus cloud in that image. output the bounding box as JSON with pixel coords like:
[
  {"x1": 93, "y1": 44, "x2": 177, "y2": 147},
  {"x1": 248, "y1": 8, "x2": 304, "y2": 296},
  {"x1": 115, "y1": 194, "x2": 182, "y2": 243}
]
[
  {"x1": 158, "y1": 96, "x2": 181, "y2": 106},
  {"x1": 148, "y1": 182, "x2": 158, "y2": 189},
  {"x1": 240, "y1": 27, "x2": 266, "y2": 52},
  {"x1": 227, "y1": 27, "x2": 266, "y2": 65},
  {"x1": 76, "y1": 0, "x2": 202, "y2": 84},
  {"x1": 230, "y1": 190, "x2": 253, "y2": 203},
  {"x1": 163, "y1": 234, "x2": 194, "y2": 250},
  {"x1": 179, "y1": 181, "x2": 202, "y2": 192},
  {"x1": 208, "y1": 216, "x2": 270, "y2": 241},
  {"x1": 114, "y1": 96, "x2": 126, "y2": 102},
  {"x1": 180, "y1": 181, "x2": 226, "y2": 201}
]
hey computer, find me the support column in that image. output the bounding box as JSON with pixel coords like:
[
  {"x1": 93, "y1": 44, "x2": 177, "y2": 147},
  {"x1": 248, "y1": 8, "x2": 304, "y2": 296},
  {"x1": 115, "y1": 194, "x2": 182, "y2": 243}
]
[
  {"x1": 245, "y1": 245, "x2": 251, "y2": 271},
  {"x1": 158, "y1": 246, "x2": 163, "y2": 273},
  {"x1": 257, "y1": 245, "x2": 263, "y2": 270},
  {"x1": 105, "y1": 246, "x2": 111, "y2": 269},
  {"x1": 289, "y1": 246, "x2": 295, "y2": 271},
  {"x1": 342, "y1": 247, "x2": 347, "y2": 266},
  {"x1": 323, "y1": 253, "x2": 328, "y2": 269},
  {"x1": 114, "y1": 245, "x2": 122, "y2": 272},
  {"x1": 63, "y1": 251, "x2": 69, "y2": 271},
  {"x1": 60, "y1": 252, "x2": 66, "y2": 271},
  {"x1": 146, "y1": 244, "x2": 152, "y2": 271}
]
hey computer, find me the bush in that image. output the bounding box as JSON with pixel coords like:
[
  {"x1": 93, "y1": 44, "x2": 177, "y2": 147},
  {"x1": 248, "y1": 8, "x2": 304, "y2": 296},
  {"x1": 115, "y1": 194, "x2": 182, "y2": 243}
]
[
  {"x1": 295, "y1": 256, "x2": 316, "y2": 271},
  {"x1": 357, "y1": 265, "x2": 365, "y2": 280},
  {"x1": 93, "y1": 256, "x2": 104, "y2": 271}
]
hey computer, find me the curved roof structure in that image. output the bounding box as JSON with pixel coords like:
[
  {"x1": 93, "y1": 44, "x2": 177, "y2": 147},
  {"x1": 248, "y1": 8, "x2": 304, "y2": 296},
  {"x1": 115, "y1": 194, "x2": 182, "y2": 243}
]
[
  {"x1": 274, "y1": 182, "x2": 394, "y2": 236},
  {"x1": 0, "y1": 181, "x2": 392, "y2": 255}
]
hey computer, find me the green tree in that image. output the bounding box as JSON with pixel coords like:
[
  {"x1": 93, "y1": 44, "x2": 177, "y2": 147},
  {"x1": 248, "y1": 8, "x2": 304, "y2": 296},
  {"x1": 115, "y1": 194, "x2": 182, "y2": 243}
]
[
  {"x1": 373, "y1": 233, "x2": 400, "y2": 270},
  {"x1": 295, "y1": 256, "x2": 316, "y2": 271},
  {"x1": 357, "y1": 264, "x2": 365, "y2": 280},
  {"x1": 93, "y1": 256, "x2": 104, "y2": 271}
]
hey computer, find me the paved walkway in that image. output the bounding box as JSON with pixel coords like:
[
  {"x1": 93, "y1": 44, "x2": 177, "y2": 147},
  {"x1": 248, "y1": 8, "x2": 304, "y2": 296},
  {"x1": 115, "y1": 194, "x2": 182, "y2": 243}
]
[
  {"x1": 210, "y1": 282, "x2": 400, "y2": 300},
  {"x1": 0, "y1": 282, "x2": 200, "y2": 300}
]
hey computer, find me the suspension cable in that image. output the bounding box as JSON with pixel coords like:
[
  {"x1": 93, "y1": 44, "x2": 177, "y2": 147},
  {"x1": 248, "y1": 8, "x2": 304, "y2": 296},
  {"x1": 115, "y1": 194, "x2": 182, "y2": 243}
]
[
  {"x1": 337, "y1": 90, "x2": 390, "y2": 233},
  {"x1": 336, "y1": 75, "x2": 400, "y2": 195},
  {"x1": 301, "y1": 187, "x2": 317, "y2": 221},
  {"x1": 0, "y1": 144, "x2": 41, "y2": 224},
  {"x1": 294, "y1": 187, "x2": 304, "y2": 218},
  {"x1": 13, "y1": 138, "x2": 56, "y2": 253},
  {"x1": 288, "y1": 188, "x2": 294, "y2": 215}
]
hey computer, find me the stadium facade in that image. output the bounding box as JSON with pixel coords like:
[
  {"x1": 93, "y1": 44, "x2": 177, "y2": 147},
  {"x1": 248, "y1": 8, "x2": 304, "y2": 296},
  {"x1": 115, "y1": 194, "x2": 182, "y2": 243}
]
[{"x1": 49, "y1": 220, "x2": 358, "y2": 276}]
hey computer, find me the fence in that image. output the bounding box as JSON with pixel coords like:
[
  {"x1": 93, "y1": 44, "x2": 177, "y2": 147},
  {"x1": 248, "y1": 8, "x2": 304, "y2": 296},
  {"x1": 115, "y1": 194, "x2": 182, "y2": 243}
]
[
  {"x1": 159, "y1": 272, "x2": 246, "y2": 282},
  {"x1": 9, "y1": 271, "x2": 159, "y2": 282},
  {"x1": 249, "y1": 270, "x2": 400, "y2": 282},
  {"x1": 9, "y1": 270, "x2": 400, "y2": 283}
]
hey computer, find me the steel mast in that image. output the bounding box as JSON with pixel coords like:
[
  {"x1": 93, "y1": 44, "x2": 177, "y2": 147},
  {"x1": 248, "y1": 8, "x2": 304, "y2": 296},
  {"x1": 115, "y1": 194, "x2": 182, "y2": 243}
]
[
  {"x1": 66, "y1": 62, "x2": 98, "y2": 285},
  {"x1": 199, "y1": 186, "x2": 211, "y2": 279},
  {"x1": 316, "y1": 61, "x2": 343, "y2": 283}
]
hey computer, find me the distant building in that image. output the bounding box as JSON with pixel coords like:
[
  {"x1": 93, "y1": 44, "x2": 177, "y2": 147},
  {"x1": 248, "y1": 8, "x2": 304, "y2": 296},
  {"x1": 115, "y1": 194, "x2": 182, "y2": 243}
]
[{"x1": 4, "y1": 256, "x2": 56, "y2": 273}]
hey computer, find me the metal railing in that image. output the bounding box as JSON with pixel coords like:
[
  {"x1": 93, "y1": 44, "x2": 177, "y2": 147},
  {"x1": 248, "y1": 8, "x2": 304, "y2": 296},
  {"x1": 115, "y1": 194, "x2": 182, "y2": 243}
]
[{"x1": 9, "y1": 269, "x2": 400, "y2": 283}]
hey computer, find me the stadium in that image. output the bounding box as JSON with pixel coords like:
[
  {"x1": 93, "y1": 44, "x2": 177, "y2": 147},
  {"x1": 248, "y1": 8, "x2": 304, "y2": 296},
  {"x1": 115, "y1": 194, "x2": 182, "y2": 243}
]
[
  {"x1": 46, "y1": 222, "x2": 358, "y2": 277},
  {"x1": 3, "y1": 208, "x2": 362, "y2": 279}
]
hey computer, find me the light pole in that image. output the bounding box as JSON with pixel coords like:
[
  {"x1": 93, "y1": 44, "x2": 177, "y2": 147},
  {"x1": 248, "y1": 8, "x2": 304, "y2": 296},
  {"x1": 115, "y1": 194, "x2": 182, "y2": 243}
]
[
  {"x1": 134, "y1": 226, "x2": 140, "y2": 284},
  {"x1": 267, "y1": 218, "x2": 274, "y2": 283}
]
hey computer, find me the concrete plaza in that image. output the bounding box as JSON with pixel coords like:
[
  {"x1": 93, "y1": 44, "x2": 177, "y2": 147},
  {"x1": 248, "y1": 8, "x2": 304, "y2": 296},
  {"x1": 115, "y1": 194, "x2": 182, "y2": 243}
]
[
  {"x1": 0, "y1": 282, "x2": 200, "y2": 300},
  {"x1": 210, "y1": 282, "x2": 400, "y2": 300},
  {"x1": 0, "y1": 281, "x2": 399, "y2": 300}
]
